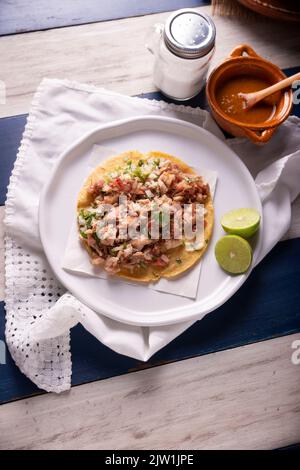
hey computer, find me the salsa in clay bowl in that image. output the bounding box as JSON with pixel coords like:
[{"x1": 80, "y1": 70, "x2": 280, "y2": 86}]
[{"x1": 206, "y1": 44, "x2": 293, "y2": 144}]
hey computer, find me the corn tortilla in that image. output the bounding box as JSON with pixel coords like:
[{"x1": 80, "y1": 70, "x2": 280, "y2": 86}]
[{"x1": 77, "y1": 151, "x2": 214, "y2": 282}]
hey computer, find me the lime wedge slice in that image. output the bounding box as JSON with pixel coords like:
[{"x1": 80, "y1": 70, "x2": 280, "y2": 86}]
[
  {"x1": 221, "y1": 208, "x2": 261, "y2": 238},
  {"x1": 215, "y1": 235, "x2": 252, "y2": 274}
]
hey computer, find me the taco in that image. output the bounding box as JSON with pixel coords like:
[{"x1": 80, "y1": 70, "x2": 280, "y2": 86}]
[{"x1": 77, "y1": 150, "x2": 214, "y2": 282}]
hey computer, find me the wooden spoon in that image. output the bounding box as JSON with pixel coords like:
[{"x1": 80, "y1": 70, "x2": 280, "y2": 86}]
[{"x1": 239, "y1": 72, "x2": 300, "y2": 110}]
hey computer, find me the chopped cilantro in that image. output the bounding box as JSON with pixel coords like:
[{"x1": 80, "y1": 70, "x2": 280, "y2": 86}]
[
  {"x1": 79, "y1": 209, "x2": 98, "y2": 228},
  {"x1": 124, "y1": 159, "x2": 133, "y2": 175},
  {"x1": 80, "y1": 230, "x2": 87, "y2": 239},
  {"x1": 93, "y1": 232, "x2": 100, "y2": 243},
  {"x1": 133, "y1": 167, "x2": 149, "y2": 182}
]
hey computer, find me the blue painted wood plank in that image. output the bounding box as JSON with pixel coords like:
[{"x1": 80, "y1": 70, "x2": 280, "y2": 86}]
[
  {"x1": 0, "y1": 0, "x2": 210, "y2": 36},
  {"x1": 0, "y1": 114, "x2": 27, "y2": 206},
  {"x1": 1, "y1": 65, "x2": 299, "y2": 206},
  {"x1": 1, "y1": 236, "x2": 300, "y2": 404}
]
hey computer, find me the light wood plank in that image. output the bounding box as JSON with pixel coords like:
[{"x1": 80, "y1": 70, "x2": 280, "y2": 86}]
[
  {"x1": 1, "y1": 6, "x2": 300, "y2": 117},
  {"x1": 0, "y1": 333, "x2": 299, "y2": 450}
]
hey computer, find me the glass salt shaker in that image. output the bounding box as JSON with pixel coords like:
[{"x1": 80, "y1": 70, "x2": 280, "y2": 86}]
[{"x1": 146, "y1": 9, "x2": 216, "y2": 101}]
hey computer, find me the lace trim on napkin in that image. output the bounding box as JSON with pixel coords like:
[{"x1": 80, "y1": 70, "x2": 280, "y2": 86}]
[
  {"x1": 4, "y1": 78, "x2": 209, "y2": 393},
  {"x1": 4, "y1": 80, "x2": 71, "y2": 392}
]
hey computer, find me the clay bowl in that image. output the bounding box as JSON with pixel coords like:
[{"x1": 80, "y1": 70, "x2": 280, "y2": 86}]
[
  {"x1": 237, "y1": 0, "x2": 300, "y2": 22},
  {"x1": 206, "y1": 44, "x2": 293, "y2": 144}
]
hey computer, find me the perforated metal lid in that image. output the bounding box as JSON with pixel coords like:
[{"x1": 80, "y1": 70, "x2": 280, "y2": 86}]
[{"x1": 164, "y1": 9, "x2": 216, "y2": 59}]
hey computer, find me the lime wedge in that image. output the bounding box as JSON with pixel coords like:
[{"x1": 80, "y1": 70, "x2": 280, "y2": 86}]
[
  {"x1": 221, "y1": 208, "x2": 260, "y2": 238},
  {"x1": 215, "y1": 235, "x2": 252, "y2": 274}
]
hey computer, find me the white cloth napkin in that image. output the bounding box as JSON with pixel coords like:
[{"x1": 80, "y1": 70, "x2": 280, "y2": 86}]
[{"x1": 4, "y1": 78, "x2": 300, "y2": 393}]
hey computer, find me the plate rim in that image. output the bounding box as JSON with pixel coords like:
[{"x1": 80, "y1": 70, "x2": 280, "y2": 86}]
[{"x1": 39, "y1": 115, "x2": 263, "y2": 326}]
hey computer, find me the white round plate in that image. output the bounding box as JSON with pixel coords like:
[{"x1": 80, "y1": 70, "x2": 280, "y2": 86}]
[{"x1": 39, "y1": 116, "x2": 262, "y2": 326}]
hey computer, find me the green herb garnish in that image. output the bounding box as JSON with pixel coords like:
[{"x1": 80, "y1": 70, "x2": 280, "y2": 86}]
[
  {"x1": 125, "y1": 159, "x2": 132, "y2": 171},
  {"x1": 93, "y1": 232, "x2": 100, "y2": 243},
  {"x1": 80, "y1": 230, "x2": 87, "y2": 239},
  {"x1": 133, "y1": 167, "x2": 149, "y2": 182},
  {"x1": 79, "y1": 209, "x2": 97, "y2": 229}
]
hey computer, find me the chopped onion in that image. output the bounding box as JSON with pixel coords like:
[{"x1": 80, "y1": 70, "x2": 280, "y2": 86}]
[{"x1": 145, "y1": 189, "x2": 154, "y2": 198}]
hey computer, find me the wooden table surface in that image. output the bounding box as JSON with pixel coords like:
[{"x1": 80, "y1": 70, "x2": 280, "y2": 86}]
[{"x1": 0, "y1": 3, "x2": 300, "y2": 450}]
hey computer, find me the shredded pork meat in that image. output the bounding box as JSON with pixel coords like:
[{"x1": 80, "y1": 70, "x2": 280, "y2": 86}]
[{"x1": 78, "y1": 156, "x2": 209, "y2": 274}]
